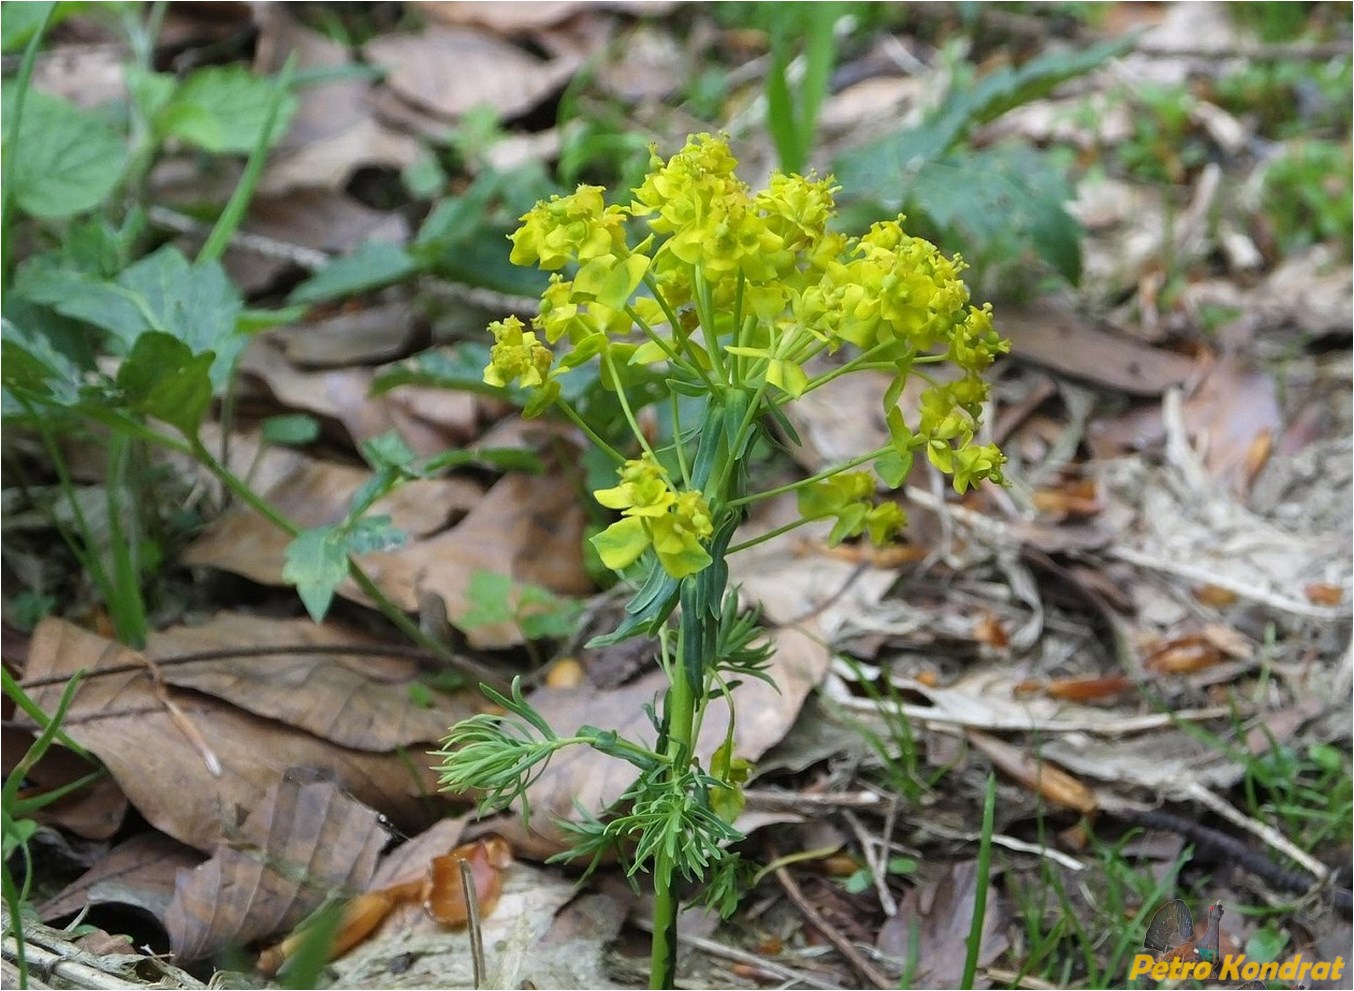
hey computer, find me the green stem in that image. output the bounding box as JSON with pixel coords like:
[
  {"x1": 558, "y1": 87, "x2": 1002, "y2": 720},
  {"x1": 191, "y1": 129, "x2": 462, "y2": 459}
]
[
  {"x1": 641, "y1": 272, "x2": 716, "y2": 389},
  {"x1": 692, "y1": 265, "x2": 727, "y2": 384},
  {"x1": 725, "y1": 513, "x2": 827, "y2": 555},
  {"x1": 553, "y1": 397, "x2": 626, "y2": 464},
  {"x1": 650, "y1": 584, "x2": 703, "y2": 990},
  {"x1": 190, "y1": 439, "x2": 456, "y2": 661},
  {"x1": 603, "y1": 351, "x2": 656, "y2": 460},
  {"x1": 726, "y1": 445, "x2": 890, "y2": 509}
]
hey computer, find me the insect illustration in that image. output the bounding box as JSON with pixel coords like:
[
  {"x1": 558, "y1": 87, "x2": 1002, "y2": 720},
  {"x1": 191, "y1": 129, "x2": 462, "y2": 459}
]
[{"x1": 1144, "y1": 899, "x2": 1223, "y2": 963}]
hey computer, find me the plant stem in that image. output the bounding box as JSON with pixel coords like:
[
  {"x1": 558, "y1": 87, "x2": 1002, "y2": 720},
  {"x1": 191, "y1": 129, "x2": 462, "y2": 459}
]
[
  {"x1": 650, "y1": 585, "x2": 703, "y2": 990},
  {"x1": 726, "y1": 445, "x2": 891, "y2": 509},
  {"x1": 190, "y1": 439, "x2": 458, "y2": 663}
]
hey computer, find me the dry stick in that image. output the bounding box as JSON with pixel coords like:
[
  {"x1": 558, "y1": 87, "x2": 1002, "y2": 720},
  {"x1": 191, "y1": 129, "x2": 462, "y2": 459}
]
[
  {"x1": 769, "y1": 852, "x2": 892, "y2": 990},
  {"x1": 19, "y1": 643, "x2": 502, "y2": 690},
  {"x1": 1183, "y1": 781, "x2": 1330, "y2": 883},
  {"x1": 743, "y1": 788, "x2": 883, "y2": 810},
  {"x1": 843, "y1": 810, "x2": 898, "y2": 917},
  {"x1": 459, "y1": 859, "x2": 485, "y2": 991}
]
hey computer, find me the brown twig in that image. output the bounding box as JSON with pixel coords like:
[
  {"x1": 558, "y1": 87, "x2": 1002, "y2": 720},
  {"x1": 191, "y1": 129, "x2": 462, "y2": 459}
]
[
  {"x1": 768, "y1": 849, "x2": 893, "y2": 990},
  {"x1": 18, "y1": 642, "x2": 500, "y2": 689},
  {"x1": 459, "y1": 858, "x2": 485, "y2": 990}
]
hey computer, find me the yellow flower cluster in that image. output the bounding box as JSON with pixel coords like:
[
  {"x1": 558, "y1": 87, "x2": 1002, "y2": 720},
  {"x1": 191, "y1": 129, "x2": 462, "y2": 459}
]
[
  {"x1": 590, "y1": 455, "x2": 714, "y2": 579},
  {"x1": 484, "y1": 133, "x2": 1009, "y2": 578}
]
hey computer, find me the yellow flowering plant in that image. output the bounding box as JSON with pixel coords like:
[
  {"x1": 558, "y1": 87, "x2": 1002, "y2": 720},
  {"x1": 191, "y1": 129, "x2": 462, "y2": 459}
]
[{"x1": 435, "y1": 134, "x2": 1008, "y2": 988}]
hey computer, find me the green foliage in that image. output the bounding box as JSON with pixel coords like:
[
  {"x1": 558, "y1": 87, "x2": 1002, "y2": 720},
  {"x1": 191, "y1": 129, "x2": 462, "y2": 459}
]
[
  {"x1": 2, "y1": 670, "x2": 99, "y2": 990},
  {"x1": 460, "y1": 571, "x2": 583, "y2": 642},
  {"x1": 1008, "y1": 833, "x2": 1192, "y2": 988},
  {"x1": 1243, "y1": 739, "x2": 1353, "y2": 851},
  {"x1": 1227, "y1": 1, "x2": 1337, "y2": 43},
  {"x1": 1, "y1": 84, "x2": 126, "y2": 218},
  {"x1": 135, "y1": 64, "x2": 298, "y2": 154},
  {"x1": 835, "y1": 36, "x2": 1132, "y2": 290},
  {"x1": 764, "y1": 3, "x2": 844, "y2": 173},
  {"x1": 1112, "y1": 83, "x2": 1214, "y2": 186},
  {"x1": 1212, "y1": 57, "x2": 1352, "y2": 140},
  {"x1": 1261, "y1": 139, "x2": 1353, "y2": 256}
]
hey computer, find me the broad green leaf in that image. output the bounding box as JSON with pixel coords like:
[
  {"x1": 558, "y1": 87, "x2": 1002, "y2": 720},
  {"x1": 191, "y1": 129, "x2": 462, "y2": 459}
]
[
  {"x1": 125, "y1": 66, "x2": 177, "y2": 125},
  {"x1": 116, "y1": 247, "x2": 245, "y2": 388},
  {"x1": 287, "y1": 243, "x2": 419, "y2": 305},
  {"x1": 158, "y1": 65, "x2": 297, "y2": 153},
  {"x1": 283, "y1": 526, "x2": 349, "y2": 622},
  {"x1": 13, "y1": 260, "x2": 146, "y2": 341},
  {"x1": 905, "y1": 146, "x2": 1083, "y2": 283},
  {"x1": 16, "y1": 247, "x2": 245, "y2": 386},
  {"x1": 460, "y1": 571, "x2": 516, "y2": 630},
  {"x1": 1, "y1": 84, "x2": 125, "y2": 218},
  {"x1": 115, "y1": 332, "x2": 213, "y2": 439},
  {"x1": 835, "y1": 36, "x2": 1133, "y2": 198}
]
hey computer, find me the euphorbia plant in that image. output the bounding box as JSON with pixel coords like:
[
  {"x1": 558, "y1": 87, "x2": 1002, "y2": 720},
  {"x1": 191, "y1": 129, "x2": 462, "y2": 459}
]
[{"x1": 434, "y1": 134, "x2": 1008, "y2": 988}]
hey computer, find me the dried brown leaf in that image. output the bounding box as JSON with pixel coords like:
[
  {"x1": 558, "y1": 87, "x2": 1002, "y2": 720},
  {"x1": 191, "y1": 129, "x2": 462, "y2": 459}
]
[
  {"x1": 1144, "y1": 634, "x2": 1223, "y2": 675},
  {"x1": 1001, "y1": 301, "x2": 1197, "y2": 396},
  {"x1": 38, "y1": 833, "x2": 201, "y2": 925},
  {"x1": 254, "y1": 10, "x2": 420, "y2": 193},
  {"x1": 365, "y1": 27, "x2": 580, "y2": 121},
  {"x1": 876, "y1": 860, "x2": 1009, "y2": 988},
  {"x1": 145, "y1": 613, "x2": 477, "y2": 752},
  {"x1": 167, "y1": 768, "x2": 387, "y2": 961},
  {"x1": 21, "y1": 619, "x2": 450, "y2": 851}
]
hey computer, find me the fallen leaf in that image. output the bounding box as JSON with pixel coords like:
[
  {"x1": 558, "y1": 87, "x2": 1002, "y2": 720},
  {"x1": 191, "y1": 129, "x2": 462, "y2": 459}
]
[
  {"x1": 876, "y1": 860, "x2": 1009, "y2": 988},
  {"x1": 1305, "y1": 583, "x2": 1344, "y2": 606},
  {"x1": 167, "y1": 768, "x2": 388, "y2": 961},
  {"x1": 18, "y1": 741, "x2": 127, "y2": 841},
  {"x1": 39, "y1": 833, "x2": 201, "y2": 924},
  {"x1": 145, "y1": 613, "x2": 477, "y2": 752},
  {"x1": 268, "y1": 300, "x2": 418, "y2": 369},
  {"x1": 1194, "y1": 584, "x2": 1239, "y2": 607},
  {"x1": 365, "y1": 27, "x2": 580, "y2": 122},
  {"x1": 328, "y1": 858, "x2": 578, "y2": 989},
  {"x1": 423, "y1": 836, "x2": 514, "y2": 925},
  {"x1": 1044, "y1": 675, "x2": 1135, "y2": 703},
  {"x1": 418, "y1": 1, "x2": 588, "y2": 32},
  {"x1": 21, "y1": 619, "x2": 452, "y2": 851},
  {"x1": 1001, "y1": 301, "x2": 1197, "y2": 396},
  {"x1": 238, "y1": 340, "x2": 481, "y2": 454},
  {"x1": 254, "y1": 9, "x2": 421, "y2": 193}
]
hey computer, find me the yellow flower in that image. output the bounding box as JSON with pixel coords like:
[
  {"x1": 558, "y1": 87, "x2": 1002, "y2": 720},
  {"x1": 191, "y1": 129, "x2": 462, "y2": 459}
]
[
  {"x1": 591, "y1": 456, "x2": 713, "y2": 578},
  {"x1": 509, "y1": 185, "x2": 627, "y2": 270},
  {"x1": 484, "y1": 316, "x2": 552, "y2": 389}
]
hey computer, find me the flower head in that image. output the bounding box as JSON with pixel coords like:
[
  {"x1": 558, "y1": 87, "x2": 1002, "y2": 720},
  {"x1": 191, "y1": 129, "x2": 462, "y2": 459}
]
[
  {"x1": 484, "y1": 316, "x2": 552, "y2": 389},
  {"x1": 591, "y1": 456, "x2": 713, "y2": 578}
]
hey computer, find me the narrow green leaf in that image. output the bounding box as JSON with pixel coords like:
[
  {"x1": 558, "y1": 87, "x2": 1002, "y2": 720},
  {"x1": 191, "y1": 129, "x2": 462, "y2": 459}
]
[
  {"x1": 262, "y1": 413, "x2": 321, "y2": 446},
  {"x1": 287, "y1": 243, "x2": 419, "y2": 305}
]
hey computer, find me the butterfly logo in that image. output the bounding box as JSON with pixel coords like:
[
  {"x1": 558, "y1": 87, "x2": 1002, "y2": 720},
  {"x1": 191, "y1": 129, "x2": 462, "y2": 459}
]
[{"x1": 1144, "y1": 899, "x2": 1223, "y2": 963}]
